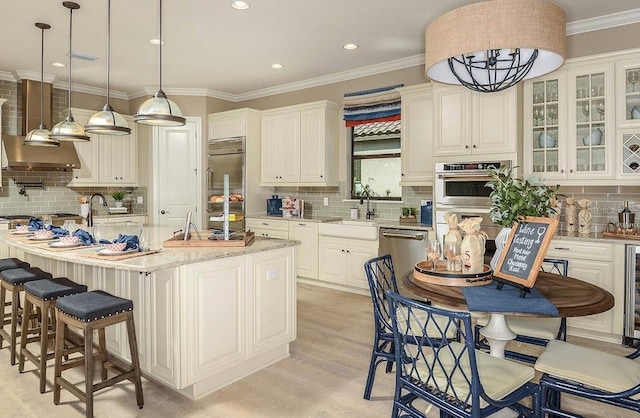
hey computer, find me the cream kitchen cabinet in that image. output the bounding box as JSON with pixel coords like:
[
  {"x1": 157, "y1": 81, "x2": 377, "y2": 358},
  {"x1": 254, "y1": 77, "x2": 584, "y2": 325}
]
[
  {"x1": 288, "y1": 221, "x2": 318, "y2": 280},
  {"x1": 318, "y1": 235, "x2": 378, "y2": 290},
  {"x1": 246, "y1": 217, "x2": 289, "y2": 239},
  {"x1": 208, "y1": 108, "x2": 261, "y2": 139},
  {"x1": 525, "y1": 62, "x2": 615, "y2": 181},
  {"x1": 545, "y1": 239, "x2": 624, "y2": 343},
  {"x1": 398, "y1": 84, "x2": 434, "y2": 185},
  {"x1": 68, "y1": 108, "x2": 138, "y2": 187},
  {"x1": 433, "y1": 84, "x2": 519, "y2": 158},
  {"x1": 261, "y1": 100, "x2": 339, "y2": 186},
  {"x1": 616, "y1": 56, "x2": 640, "y2": 129}
]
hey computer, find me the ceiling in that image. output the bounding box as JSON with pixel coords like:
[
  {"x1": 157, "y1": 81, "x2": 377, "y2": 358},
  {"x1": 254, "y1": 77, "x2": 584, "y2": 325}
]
[{"x1": 1, "y1": 0, "x2": 639, "y2": 100}]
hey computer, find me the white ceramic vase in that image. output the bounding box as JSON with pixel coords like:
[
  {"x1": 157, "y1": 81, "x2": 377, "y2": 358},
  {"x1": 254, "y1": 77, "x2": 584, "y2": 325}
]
[{"x1": 490, "y1": 227, "x2": 512, "y2": 270}]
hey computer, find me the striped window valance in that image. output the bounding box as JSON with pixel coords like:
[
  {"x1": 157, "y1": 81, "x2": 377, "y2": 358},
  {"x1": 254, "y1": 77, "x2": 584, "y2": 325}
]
[{"x1": 343, "y1": 84, "x2": 403, "y2": 127}]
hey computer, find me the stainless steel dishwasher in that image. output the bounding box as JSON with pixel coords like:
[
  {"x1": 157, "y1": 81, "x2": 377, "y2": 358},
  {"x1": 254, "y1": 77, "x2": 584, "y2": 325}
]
[{"x1": 378, "y1": 228, "x2": 428, "y2": 275}]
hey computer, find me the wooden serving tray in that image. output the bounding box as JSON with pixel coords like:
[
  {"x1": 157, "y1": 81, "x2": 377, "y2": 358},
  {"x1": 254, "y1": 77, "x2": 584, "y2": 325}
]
[
  {"x1": 602, "y1": 232, "x2": 640, "y2": 240},
  {"x1": 163, "y1": 231, "x2": 255, "y2": 247},
  {"x1": 412, "y1": 261, "x2": 493, "y2": 287}
]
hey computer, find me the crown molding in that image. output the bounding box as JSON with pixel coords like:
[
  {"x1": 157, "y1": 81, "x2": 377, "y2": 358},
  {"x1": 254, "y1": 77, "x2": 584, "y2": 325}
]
[
  {"x1": 567, "y1": 8, "x2": 640, "y2": 35},
  {"x1": 13, "y1": 70, "x2": 56, "y2": 84},
  {"x1": 233, "y1": 55, "x2": 426, "y2": 102},
  {"x1": 52, "y1": 81, "x2": 129, "y2": 100}
]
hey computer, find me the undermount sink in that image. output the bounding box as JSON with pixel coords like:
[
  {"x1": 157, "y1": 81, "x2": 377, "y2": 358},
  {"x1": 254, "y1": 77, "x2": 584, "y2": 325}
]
[{"x1": 319, "y1": 220, "x2": 378, "y2": 240}]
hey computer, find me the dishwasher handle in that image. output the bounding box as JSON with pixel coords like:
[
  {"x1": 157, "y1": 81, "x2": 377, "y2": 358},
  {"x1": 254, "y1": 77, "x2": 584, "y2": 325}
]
[{"x1": 381, "y1": 231, "x2": 426, "y2": 240}]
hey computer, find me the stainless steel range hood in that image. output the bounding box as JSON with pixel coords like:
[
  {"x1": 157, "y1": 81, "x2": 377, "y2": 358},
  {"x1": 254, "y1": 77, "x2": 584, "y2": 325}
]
[
  {"x1": 1, "y1": 79, "x2": 81, "y2": 171},
  {"x1": 1, "y1": 135, "x2": 80, "y2": 171}
]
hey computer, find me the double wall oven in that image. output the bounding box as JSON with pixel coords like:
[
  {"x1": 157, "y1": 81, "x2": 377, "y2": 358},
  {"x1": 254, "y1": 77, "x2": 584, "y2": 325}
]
[{"x1": 434, "y1": 160, "x2": 511, "y2": 264}]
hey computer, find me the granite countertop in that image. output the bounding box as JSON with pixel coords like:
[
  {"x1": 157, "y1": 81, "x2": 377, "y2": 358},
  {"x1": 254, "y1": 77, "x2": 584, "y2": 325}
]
[
  {"x1": 0, "y1": 226, "x2": 299, "y2": 273},
  {"x1": 246, "y1": 214, "x2": 433, "y2": 231},
  {"x1": 553, "y1": 230, "x2": 640, "y2": 245}
]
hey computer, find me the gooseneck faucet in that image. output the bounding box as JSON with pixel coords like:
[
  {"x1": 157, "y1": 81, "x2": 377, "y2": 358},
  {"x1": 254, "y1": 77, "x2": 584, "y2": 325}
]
[
  {"x1": 87, "y1": 193, "x2": 108, "y2": 227},
  {"x1": 359, "y1": 190, "x2": 375, "y2": 220}
]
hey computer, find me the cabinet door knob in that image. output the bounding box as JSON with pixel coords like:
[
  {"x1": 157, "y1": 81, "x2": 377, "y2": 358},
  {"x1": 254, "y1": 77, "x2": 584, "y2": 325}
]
[
  {"x1": 472, "y1": 144, "x2": 477, "y2": 149},
  {"x1": 320, "y1": 175, "x2": 323, "y2": 178},
  {"x1": 465, "y1": 145, "x2": 469, "y2": 149},
  {"x1": 569, "y1": 168, "x2": 574, "y2": 174},
  {"x1": 560, "y1": 169, "x2": 564, "y2": 174}
]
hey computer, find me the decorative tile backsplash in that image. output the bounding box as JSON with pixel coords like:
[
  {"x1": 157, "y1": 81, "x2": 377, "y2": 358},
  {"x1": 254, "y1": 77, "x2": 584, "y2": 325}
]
[{"x1": 270, "y1": 182, "x2": 640, "y2": 232}]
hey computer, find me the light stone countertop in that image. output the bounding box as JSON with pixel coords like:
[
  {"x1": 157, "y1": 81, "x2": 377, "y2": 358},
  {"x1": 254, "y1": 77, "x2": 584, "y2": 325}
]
[
  {"x1": 553, "y1": 230, "x2": 640, "y2": 245},
  {"x1": 246, "y1": 214, "x2": 433, "y2": 231},
  {"x1": 0, "y1": 226, "x2": 299, "y2": 273}
]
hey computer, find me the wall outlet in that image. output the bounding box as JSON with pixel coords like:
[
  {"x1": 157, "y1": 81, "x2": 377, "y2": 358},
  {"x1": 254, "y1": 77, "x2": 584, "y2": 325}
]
[
  {"x1": 420, "y1": 199, "x2": 428, "y2": 206},
  {"x1": 137, "y1": 196, "x2": 144, "y2": 204},
  {"x1": 267, "y1": 270, "x2": 279, "y2": 280},
  {"x1": 323, "y1": 197, "x2": 329, "y2": 206}
]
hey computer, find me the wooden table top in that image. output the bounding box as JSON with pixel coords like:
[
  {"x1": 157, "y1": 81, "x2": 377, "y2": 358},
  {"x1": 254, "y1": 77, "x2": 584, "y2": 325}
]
[{"x1": 399, "y1": 271, "x2": 615, "y2": 318}]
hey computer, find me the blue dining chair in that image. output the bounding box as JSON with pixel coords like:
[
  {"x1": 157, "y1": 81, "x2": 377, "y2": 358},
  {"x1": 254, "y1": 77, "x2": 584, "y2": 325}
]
[
  {"x1": 535, "y1": 340, "x2": 640, "y2": 416},
  {"x1": 386, "y1": 291, "x2": 540, "y2": 418},
  {"x1": 363, "y1": 254, "x2": 460, "y2": 400},
  {"x1": 362, "y1": 254, "x2": 398, "y2": 400},
  {"x1": 475, "y1": 257, "x2": 568, "y2": 363}
]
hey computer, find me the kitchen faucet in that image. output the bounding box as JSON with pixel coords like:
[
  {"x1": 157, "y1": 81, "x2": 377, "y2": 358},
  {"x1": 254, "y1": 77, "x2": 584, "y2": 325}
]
[
  {"x1": 360, "y1": 190, "x2": 375, "y2": 220},
  {"x1": 87, "y1": 193, "x2": 107, "y2": 227}
]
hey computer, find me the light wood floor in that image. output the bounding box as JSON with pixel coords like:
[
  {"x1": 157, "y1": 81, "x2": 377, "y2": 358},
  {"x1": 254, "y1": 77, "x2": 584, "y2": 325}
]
[{"x1": 0, "y1": 283, "x2": 637, "y2": 417}]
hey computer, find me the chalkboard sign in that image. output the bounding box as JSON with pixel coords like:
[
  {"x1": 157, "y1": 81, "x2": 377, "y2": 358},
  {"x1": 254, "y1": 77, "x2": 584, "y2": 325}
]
[{"x1": 494, "y1": 216, "x2": 559, "y2": 289}]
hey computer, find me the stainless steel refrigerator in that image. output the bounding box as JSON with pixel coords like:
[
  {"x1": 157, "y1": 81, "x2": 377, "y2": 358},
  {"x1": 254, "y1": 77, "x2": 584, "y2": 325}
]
[{"x1": 207, "y1": 137, "x2": 245, "y2": 231}]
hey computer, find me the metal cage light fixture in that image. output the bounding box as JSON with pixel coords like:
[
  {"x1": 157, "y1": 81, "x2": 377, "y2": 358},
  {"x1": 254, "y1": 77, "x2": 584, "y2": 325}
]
[
  {"x1": 24, "y1": 22, "x2": 60, "y2": 147},
  {"x1": 85, "y1": 0, "x2": 131, "y2": 135},
  {"x1": 133, "y1": 0, "x2": 185, "y2": 126},
  {"x1": 425, "y1": 0, "x2": 566, "y2": 93},
  {"x1": 50, "y1": 1, "x2": 90, "y2": 142}
]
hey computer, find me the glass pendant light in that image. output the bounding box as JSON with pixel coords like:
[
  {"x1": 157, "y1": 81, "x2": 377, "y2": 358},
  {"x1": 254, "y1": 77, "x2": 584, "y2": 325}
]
[
  {"x1": 133, "y1": 0, "x2": 185, "y2": 126},
  {"x1": 24, "y1": 22, "x2": 60, "y2": 147},
  {"x1": 50, "y1": 1, "x2": 90, "y2": 142},
  {"x1": 85, "y1": 0, "x2": 131, "y2": 135}
]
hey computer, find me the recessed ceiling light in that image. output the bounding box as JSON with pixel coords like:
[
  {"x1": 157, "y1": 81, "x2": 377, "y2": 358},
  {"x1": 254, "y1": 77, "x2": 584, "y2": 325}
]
[
  {"x1": 231, "y1": 1, "x2": 250, "y2": 10},
  {"x1": 343, "y1": 43, "x2": 359, "y2": 50},
  {"x1": 51, "y1": 62, "x2": 66, "y2": 67},
  {"x1": 149, "y1": 39, "x2": 165, "y2": 45},
  {"x1": 271, "y1": 63, "x2": 283, "y2": 69}
]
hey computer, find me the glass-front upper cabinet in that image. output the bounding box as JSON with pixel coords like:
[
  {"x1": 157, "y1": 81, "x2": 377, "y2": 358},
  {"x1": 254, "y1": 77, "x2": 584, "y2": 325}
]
[
  {"x1": 567, "y1": 63, "x2": 615, "y2": 179},
  {"x1": 616, "y1": 58, "x2": 640, "y2": 128},
  {"x1": 523, "y1": 72, "x2": 567, "y2": 181}
]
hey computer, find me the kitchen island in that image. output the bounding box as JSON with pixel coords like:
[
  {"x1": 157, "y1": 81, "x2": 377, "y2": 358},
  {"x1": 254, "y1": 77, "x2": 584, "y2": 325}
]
[{"x1": 0, "y1": 227, "x2": 299, "y2": 400}]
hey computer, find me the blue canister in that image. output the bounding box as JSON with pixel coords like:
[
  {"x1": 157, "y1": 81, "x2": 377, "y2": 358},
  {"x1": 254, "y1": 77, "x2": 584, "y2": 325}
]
[{"x1": 420, "y1": 200, "x2": 433, "y2": 226}]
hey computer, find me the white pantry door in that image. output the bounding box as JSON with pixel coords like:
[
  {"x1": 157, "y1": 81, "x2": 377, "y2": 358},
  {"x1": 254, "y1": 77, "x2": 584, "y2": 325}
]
[{"x1": 153, "y1": 118, "x2": 202, "y2": 228}]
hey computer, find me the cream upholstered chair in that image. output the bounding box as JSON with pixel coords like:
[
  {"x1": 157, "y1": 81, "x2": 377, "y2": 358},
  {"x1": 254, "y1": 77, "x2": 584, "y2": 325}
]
[
  {"x1": 535, "y1": 340, "x2": 640, "y2": 416},
  {"x1": 387, "y1": 291, "x2": 539, "y2": 418},
  {"x1": 475, "y1": 258, "x2": 568, "y2": 363}
]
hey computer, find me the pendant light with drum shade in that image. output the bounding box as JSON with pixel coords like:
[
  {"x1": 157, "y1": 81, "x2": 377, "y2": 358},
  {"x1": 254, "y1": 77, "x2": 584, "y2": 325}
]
[
  {"x1": 23, "y1": 23, "x2": 60, "y2": 147},
  {"x1": 425, "y1": 0, "x2": 566, "y2": 93},
  {"x1": 85, "y1": 0, "x2": 130, "y2": 135},
  {"x1": 133, "y1": 0, "x2": 185, "y2": 126},
  {"x1": 50, "y1": 1, "x2": 90, "y2": 142}
]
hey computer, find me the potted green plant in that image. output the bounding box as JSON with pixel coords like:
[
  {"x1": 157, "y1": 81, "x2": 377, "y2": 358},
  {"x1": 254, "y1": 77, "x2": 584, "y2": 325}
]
[
  {"x1": 486, "y1": 165, "x2": 559, "y2": 267},
  {"x1": 112, "y1": 191, "x2": 126, "y2": 207}
]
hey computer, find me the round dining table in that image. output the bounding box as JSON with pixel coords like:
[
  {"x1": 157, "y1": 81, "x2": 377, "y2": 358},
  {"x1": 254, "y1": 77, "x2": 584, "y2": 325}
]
[{"x1": 399, "y1": 270, "x2": 615, "y2": 358}]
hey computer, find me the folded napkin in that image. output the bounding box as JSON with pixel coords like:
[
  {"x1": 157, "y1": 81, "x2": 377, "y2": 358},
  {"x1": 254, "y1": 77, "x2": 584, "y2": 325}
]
[
  {"x1": 462, "y1": 283, "x2": 559, "y2": 316},
  {"x1": 26, "y1": 217, "x2": 43, "y2": 231},
  {"x1": 72, "y1": 229, "x2": 97, "y2": 246},
  {"x1": 48, "y1": 226, "x2": 69, "y2": 238},
  {"x1": 99, "y1": 234, "x2": 140, "y2": 252},
  {"x1": 21, "y1": 218, "x2": 67, "y2": 237}
]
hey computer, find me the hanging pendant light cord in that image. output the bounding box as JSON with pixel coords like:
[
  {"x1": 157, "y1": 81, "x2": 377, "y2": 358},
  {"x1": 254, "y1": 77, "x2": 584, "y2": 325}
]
[
  {"x1": 67, "y1": 5, "x2": 73, "y2": 116},
  {"x1": 106, "y1": 0, "x2": 112, "y2": 107},
  {"x1": 159, "y1": 0, "x2": 163, "y2": 92},
  {"x1": 39, "y1": 25, "x2": 45, "y2": 129}
]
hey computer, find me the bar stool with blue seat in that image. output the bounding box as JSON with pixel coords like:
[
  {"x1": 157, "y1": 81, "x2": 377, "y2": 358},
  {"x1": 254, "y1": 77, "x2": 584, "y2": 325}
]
[
  {"x1": 19, "y1": 277, "x2": 87, "y2": 393},
  {"x1": 0, "y1": 258, "x2": 31, "y2": 337},
  {"x1": 53, "y1": 290, "x2": 143, "y2": 418},
  {"x1": 0, "y1": 267, "x2": 52, "y2": 365}
]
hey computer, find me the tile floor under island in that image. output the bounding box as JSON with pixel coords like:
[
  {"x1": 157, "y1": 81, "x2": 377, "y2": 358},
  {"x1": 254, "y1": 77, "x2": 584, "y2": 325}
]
[{"x1": 0, "y1": 283, "x2": 636, "y2": 417}]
